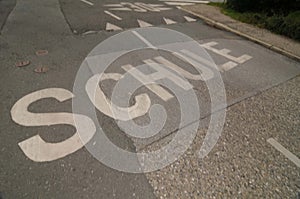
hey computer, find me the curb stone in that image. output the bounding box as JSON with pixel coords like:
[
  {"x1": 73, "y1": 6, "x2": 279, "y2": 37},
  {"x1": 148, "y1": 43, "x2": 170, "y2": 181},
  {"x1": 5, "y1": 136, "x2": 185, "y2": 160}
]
[{"x1": 179, "y1": 6, "x2": 300, "y2": 62}]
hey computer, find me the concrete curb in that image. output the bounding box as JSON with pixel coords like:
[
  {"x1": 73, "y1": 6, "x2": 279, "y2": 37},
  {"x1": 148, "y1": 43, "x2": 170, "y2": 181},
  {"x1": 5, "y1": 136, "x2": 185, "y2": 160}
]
[{"x1": 180, "y1": 7, "x2": 300, "y2": 62}]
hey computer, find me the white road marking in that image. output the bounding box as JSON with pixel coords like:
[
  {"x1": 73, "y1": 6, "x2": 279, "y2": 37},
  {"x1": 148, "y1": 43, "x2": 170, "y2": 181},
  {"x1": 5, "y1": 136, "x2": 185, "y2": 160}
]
[
  {"x1": 154, "y1": 56, "x2": 203, "y2": 80},
  {"x1": 11, "y1": 88, "x2": 96, "y2": 162},
  {"x1": 122, "y1": 64, "x2": 174, "y2": 101},
  {"x1": 80, "y1": 0, "x2": 94, "y2": 6},
  {"x1": 175, "y1": 50, "x2": 215, "y2": 69},
  {"x1": 143, "y1": 59, "x2": 193, "y2": 90},
  {"x1": 105, "y1": 2, "x2": 172, "y2": 12},
  {"x1": 267, "y1": 138, "x2": 300, "y2": 168},
  {"x1": 104, "y1": 4, "x2": 122, "y2": 7},
  {"x1": 135, "y1": 2, "x2": 164, "y2": 12},
  {"x1": 131, "y1": 30, "x2": 155, "y2": 48},
  {"x1": 106, "y1": 23, "x2": 122, "y2": 31},
  {"x1": 201, "y1": 42, "x2": 252, "y2": 64},
  {"x1": 156, "y1": 7, "x2": 173, "y2": 11},
  {"x1": 148, "y1": 3, "x2": 166, "y2": 7},
  {"x1": 109, "y1": 7, "x2": 132, "y2": 11},
  {"x1": 86, "y1": 73, "x2": 151, "y2": 121},
  {"x1": 220, "y1": 61, "x2": 238, "y2": 72},
  {"x1": 146, "y1": 3, "x2": 173, "y2": 11},
  {"x1": 174, "y1": 50, "x2": 214, "y2": 81},
  {"x1": 160, "y1": 0, "x2": 209, "y2": 3},
  {"x1": 137, "y1": 19, "x2": 153, "y2": 28},
  {"x1": 184, "y1": 16, "x2": 197, "y2": 22},
  {"x1": 121, "y1": 2, "x2": 147, "y2": 12},
  {"x1": 163, "y1": 17, "x2": 177, "y2": 24},
  {"x1": 164, "y1": 2, "x2": 195, "y2": 6},
  {"x1": 104, "y1": 10, "x2": 122, "y2": 20}
]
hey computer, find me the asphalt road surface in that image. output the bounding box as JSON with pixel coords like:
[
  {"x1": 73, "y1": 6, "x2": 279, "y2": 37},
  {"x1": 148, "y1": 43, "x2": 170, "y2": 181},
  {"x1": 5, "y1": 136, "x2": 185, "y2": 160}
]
[{"x1": 0, "y1": 0, "x2": 299, "y2": 198}]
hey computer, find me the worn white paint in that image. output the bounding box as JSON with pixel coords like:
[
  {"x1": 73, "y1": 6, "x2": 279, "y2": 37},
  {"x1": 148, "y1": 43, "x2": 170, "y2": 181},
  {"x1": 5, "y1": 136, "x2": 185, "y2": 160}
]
[
  {"x1": 106, "y1": 22, "x2": 122, "y2": 31},
  {"x1": 148, "y1": 4, "x2": 172, "y2": 11},
  {"x1": 80, "y1": 0, "x2": 94, "y2": 6},
  {"x1": 137, "y1": 19, "x2": 153, "y2": 28},
  {"x1": 154, "y1": 56, "x2": 203, "y2": 80},
  {"x1": 105, "y1": 2, "x2": 172, "y2": 12},
  {"x1": 174, "y1": 50, "x2": 215, "y2": 81},
  {"x1": 201, "y1": 42, "x2": 252, "y2": 64},
  {"x1": 104, "y1": 10, "x2": 122, "y2": 20},
  {"x1": 184, "y1": 16, "x2": 197, "y2": 22},
  {"x1": 220, "y1": 61, "x2": 238, "y2": 72},
  {"x1": 164, "y1": 2, "x2": 195, "y2": 6},
  {"x1": 10, "y1": 88, "x2": 96, "y2": 162},
  {"x1": 122, "y1": 64, "x2": 174, "y2": 101},
  {"x1": 163, "y1": 17, "x2": 177, "y2": 24},
  {"x1": 132, "y1": 30, "x2": 156, "y2": 49},
  {"x1": 143, "y1": 59, "x2": 193, "y2": 90},
  {"x1": 160, "y1": 0, "x2": 209, "y2": 3},
  {"x1": 86, "y1": 73, "x2": 151, "y2": 121},
  {"x1": 134, "y1": 3, "x2": 162, "y2": 12},
  {"x1": 109, "y1": 7, "x2": 132, "y2": 11},
  {"x1": 267, "y1": 138, "x2": 300, "y2": 168},
  {"x1": 121, "y1": 2, "x2": 147, "y2": 12}
]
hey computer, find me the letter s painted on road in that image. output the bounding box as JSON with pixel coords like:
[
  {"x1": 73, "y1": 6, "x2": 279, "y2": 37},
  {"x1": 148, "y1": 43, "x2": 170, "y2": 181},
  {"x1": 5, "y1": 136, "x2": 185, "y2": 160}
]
[{"x1": 10, "y1": 88, "x2": 96, "y2": 162}]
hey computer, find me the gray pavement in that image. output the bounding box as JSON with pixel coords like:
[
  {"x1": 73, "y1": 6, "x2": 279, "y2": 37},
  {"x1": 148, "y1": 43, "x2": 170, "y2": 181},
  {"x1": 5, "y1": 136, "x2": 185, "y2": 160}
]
[
  {"x1": 0, "y1": 0, "x2": 16, "y2": 32},
  {"x1": 0, "y1": 0, "x2": 299, "y2": 198},
  {"x1": 146, "y1": 75, "x2": 300, "y2": 198}
]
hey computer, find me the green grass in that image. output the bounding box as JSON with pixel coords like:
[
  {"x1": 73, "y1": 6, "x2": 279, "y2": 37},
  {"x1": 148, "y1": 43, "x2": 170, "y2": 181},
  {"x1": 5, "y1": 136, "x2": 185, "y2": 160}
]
[{"x1": 208, "y1": 2, "x2": 300, "y2": 41}]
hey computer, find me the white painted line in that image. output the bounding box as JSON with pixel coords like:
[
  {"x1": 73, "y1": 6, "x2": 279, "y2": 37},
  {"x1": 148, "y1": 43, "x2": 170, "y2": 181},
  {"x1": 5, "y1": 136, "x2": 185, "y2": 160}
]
[
  {"x1": 201, "y1": 42, "x2": 252, "y2": 64},
  {"x1": 80, "y1": 0, "x2": 94, "y2": 6},
  {"x1": 157, "y1": 7, "x2": 173, "y2": 11},
  {"x1": 105, "y1": 23, "x2": 122, "y2": 31},
  {"x1": 154, "y1": 56, "x2": 203, "y2": 80},
  {"x1": 163, "y1": 17, "x2": 177, "y2": 24},
  {"x1": 267, "y1": 138, "x2": 300, "y2": 168},
  {"x1": 164, "y1": 2, "x2": 195, "y2": 6},
  {"x1": 122, "y1": 64, "x2": 174, "y2": 101},
  {"x1": 104, "y1": 10, "x2": 122, "y2": 20},
  {"x1": 220, "y1": 61, "x2": 238, "y2": 72},
  {"x1": 109, "y1": 7, "x2": 132, "y2": 11},
  {"x1": 160, "y1": 0, "x2": 209, "y2": 3},
  {"x1": 174, "y1": 51, "x2": 214, "y2": 81},
  {"x1": 147, "y1": 4, "x2": 173, "y2": 11},
  {"x1": 104, "y1": 4, "x2": 122, "y2": 7},
  {"x1": 148, "y1": 4, "x2": 165, "y2": 7},
  {"x1": 178, "y1": 49, "x2": 215, "y2": 68},
  {"x1": 184, "y1": 16, "x2": 197, "y2": 22},
  {"x1": 86, "y1": 73, "x2": 151, "y2": 121},
  {"x1": 134, "y1": 2, "x2": 162, "y2": 12},
  {"x1": 137, "y1": 19, "x2": 153, "y2": 28},
  {"x1": 219, "y1": 48, "x2": 231, "y2": 54},
  {"x1": 143, "y1": 59, "x2": 193, "y2": 90},
  {"x1": 131, "y1": 30, "x2": 156, "y2": 49}
]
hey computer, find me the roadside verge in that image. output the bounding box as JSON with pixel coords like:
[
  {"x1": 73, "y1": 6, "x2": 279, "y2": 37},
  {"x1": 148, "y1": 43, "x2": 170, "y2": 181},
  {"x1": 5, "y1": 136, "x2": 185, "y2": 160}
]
[{"x1": 180, "y1": 4, "x2": 300, "y2": 62}]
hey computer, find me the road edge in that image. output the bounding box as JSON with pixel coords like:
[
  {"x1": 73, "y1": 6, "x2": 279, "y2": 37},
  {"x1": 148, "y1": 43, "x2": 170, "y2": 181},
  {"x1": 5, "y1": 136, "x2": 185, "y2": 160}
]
[{"x1": 179, "y1": 6, "x2": 300, "y2": 62}]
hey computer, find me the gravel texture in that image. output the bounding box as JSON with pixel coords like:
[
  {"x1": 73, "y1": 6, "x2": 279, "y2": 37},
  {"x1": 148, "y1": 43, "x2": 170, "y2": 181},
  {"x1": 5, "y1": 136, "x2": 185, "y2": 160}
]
[{"x1": 144, "y1": 75, "x2": 300, "y2": 198}]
